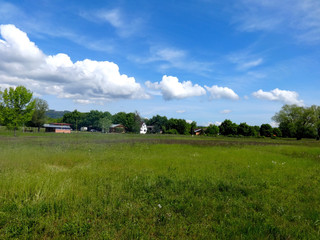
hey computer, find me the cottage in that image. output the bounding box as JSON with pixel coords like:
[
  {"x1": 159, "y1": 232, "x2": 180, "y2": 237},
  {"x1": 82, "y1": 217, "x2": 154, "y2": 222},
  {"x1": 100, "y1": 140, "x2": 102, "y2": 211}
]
[
  {"x1": 194, "y1": 128, "x2": 204, "y2": 136},
  {"x1": 109, "y1": 124, "x2": 125, "y2": 133},
  {"x1": 43, "y1": 123, "x2": 72, "y2": 133}
]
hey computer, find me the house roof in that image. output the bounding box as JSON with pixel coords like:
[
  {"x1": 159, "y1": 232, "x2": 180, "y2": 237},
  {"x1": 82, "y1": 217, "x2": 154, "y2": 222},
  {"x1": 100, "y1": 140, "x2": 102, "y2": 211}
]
[
  {"x1": 43, "y1": 124, "x2": 71, "y2": 129},
  {"x1": 194, "y1": 129, "x2": 203, "y2": 132},
  {"x1": 110, "y1": 124, "x2": 124, "y2": 128}
]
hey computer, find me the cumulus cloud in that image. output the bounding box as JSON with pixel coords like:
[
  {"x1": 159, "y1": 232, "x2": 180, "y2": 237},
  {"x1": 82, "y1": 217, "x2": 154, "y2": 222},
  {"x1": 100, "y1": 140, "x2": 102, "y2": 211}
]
[
  {"x1": 0, "y1": 24, "x2": 148, "y2": 103},
  {"x1": 145, "y1": 75, "x2": 206, "y2": 100},
  {"x1": 252, "y1": 88, "x2": 304, "y2": 106},
  {"x1": 205, "y1": 121, "x2": 222, "y2": 127},
  {"x1": 205, "y1": 85, "x2": 239, "y2": 100}
]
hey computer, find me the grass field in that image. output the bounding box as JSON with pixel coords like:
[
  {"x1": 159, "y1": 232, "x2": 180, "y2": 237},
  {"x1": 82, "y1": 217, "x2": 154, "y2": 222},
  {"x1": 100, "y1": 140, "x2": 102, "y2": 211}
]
[{"x1": 0, "y1": 133, "x2": 319, "y2": 239}]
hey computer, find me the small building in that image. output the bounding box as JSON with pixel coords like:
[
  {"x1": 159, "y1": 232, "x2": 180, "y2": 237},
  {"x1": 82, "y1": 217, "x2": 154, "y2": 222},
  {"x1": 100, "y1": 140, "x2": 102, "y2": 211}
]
[
  {"x1": 140, "y1": 123, "x2": 147, "y2": 134},
  {"x1": 109, "y1": 124, "x2": 125, "y2": 133},
  {"x1": 43, "y1": 123, "x2": 72, "y2": 133},
  {"x1": 194, "y1": 128, "x2": 204, "y2": 136}
]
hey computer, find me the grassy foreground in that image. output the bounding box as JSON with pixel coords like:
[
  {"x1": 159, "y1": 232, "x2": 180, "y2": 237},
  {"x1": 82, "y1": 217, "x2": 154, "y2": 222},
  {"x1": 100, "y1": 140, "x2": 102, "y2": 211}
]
[{"x1": 0, "y1": 133, "x2": 319, "y2": 239}]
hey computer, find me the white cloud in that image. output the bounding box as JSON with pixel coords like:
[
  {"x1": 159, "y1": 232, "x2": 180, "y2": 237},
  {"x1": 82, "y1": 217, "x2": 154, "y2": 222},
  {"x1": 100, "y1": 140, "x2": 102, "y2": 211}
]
[
  {"x1": 234, "y1": 0, "x2": 320, "y2": 44},
  {"x1": 176, "y1": 110, "x2": 186, "y2": 113},
  {"x1": 99, "y1": 9, "x2": 123, "y2": 28},
  {"x1": 146, "y1": 75, "x2": 206, "y2": 100},
  {"x1": 214, "y1": 121, "x2": 222, "y2": 126},
  {"x1": 252, "y1": 88, "x2": 304, "y2": 106},
  {"x1": 0, "y1": 24, "x2": 149, "y2": 103},
  {"x1": 130, "y1": 47, "x2": 213, "y2": 75},
  {"x1": 221, "y1": 109, "x2": 232, "y2": 114},
  {"x1": 240, "y1": 58, "x2": 263, "y2": 70},
  {"x1": 205, "y1": 121, "x2": 222, "y2": 127},
  {"x1": 205, "y1": 85, "x2": 239, "y2": 100},
  {"x1": 228, "y1": 50, "x2": 264, "y2": 71},
  {"x1": 81, "y1": 8, "x2": 143, "y2": 38},
  {"x1": 270, "y1": 121, "x2": 279, "y2": 128}
]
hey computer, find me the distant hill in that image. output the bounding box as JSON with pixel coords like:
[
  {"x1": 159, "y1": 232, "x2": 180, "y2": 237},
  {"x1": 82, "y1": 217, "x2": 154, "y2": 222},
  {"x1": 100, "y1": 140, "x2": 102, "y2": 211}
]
[{"x1": 46, "y1": 110, "x2": 70, "y2": 119}]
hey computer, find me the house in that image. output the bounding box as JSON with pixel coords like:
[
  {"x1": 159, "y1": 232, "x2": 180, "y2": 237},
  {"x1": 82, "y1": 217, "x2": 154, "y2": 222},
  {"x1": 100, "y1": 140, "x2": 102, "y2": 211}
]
[
  {"x1": 194, "y1": 128, "x2": 204, "y2": 136},
  {"x1": 43, "y1": 123, "x2": 72, "y2": 133},
  {"x1": 109, "y1": 124, "x2": 125, "y2": 133},
  {"x1": 140, "y1": 123, "x2": 147, "y2": 134}
]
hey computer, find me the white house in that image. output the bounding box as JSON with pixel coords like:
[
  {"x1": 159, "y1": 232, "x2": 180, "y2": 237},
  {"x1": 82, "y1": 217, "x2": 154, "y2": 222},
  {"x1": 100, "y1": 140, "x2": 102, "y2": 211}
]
[{"x1": 140, "y1": 123, "x2": 147, "y2": 134}]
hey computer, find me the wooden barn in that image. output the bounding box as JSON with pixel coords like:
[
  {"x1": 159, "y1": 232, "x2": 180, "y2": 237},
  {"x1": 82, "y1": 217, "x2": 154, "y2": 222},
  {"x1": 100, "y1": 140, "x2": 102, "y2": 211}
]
[
  {"x1": 109, "y1": 124, "x2": 125, "y2": 133},
  {"x1": 43, "y1": 123, "x2": 72, "y2": 133}
]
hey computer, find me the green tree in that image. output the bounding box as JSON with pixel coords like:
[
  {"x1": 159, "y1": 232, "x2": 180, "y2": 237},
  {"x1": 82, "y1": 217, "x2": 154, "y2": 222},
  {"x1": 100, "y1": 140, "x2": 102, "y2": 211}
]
[
  {"x1": 146, "y1": 115, "x2": 168, "y2": 133},
  {"x1": 62, "y1": 110, "x2": 82, "y2": 130},
  {"x1": 260, "y1": 124, "x2": 273, "y2": 137},
  {"x1": 0, "y1": 86, "x2": 35, "y2": 136},
  {"x1": 272, "y1": 104, "x2": 319, "y2": 139},
  {"x1": 190, "y1": 121, "x2": 197, "y2": 135},
  {"x1": 0, "y1": 88, "x2": 3, "y2": 125},
  {"x1": 99, "y1": 117, "x2": 112, "y2": 133},
  {"x1": 30, "y1": 98, "x2": 49, "y2": 132},
  {"x1": 219, "y1": 119, "x2": 237, "y2": 136},
  {"x1": 237, "y1": 122, "x2": 251, "y2": 136},
  {"x1": 248, "y1": 126, "x2": 259, "y2": 137},
  {"x1": 112, "y1": 112, "x2": 127, "y2": 125},
  {"x1": 112, "y1": 111, "x2": 142, "y2": 133},
  {"x1": 86, "y1": 110, "x2": 104, "y2": 130},
  {"x1": 166, "y1": 118, "x2": 189, "y2": 135},
  {"x1": 272, "y1": 127, "x2": 282, "y2": 137},
  {"x1": 205, "y1": 124, "x2": 219, "y2": 136}
]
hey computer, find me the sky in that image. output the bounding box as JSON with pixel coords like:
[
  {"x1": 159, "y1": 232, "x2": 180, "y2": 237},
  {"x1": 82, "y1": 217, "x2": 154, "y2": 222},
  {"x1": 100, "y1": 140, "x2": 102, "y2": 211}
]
[{"x1": 0, "y1": 0, "x2": 319, "y2": 126}]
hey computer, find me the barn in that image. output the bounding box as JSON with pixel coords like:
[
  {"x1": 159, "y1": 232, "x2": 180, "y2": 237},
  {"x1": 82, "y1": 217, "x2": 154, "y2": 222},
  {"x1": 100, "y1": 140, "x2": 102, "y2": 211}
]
[
  {"x1": 43, "y1": 123, "x2": 72, "y2": 133},
  {"x1": 109, "y1": 124, "x2": 125, "y2": 133}
]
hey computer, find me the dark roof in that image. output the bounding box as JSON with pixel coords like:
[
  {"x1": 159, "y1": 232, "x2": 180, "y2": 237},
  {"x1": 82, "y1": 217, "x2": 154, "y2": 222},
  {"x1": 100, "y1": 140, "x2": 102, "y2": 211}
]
[{"x1": 43, "y1": 124, "x2": 71, "y2": 129}]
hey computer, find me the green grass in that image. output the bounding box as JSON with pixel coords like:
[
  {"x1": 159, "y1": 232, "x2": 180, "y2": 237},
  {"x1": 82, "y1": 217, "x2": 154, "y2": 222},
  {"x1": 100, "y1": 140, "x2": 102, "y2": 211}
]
[{"x1": 0, "y1": 133, "x2": 319, "y2": 239}]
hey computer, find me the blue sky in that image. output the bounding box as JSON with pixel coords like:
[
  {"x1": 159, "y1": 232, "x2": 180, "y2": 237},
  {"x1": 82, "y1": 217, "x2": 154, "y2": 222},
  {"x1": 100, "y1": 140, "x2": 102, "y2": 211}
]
[{"x1": 0, "y1": 0, "x2": 319, "y2": 126}]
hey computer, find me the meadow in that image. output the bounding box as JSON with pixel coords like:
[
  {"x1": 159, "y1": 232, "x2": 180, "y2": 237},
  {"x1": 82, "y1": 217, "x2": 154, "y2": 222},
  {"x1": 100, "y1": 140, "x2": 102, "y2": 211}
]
[{"x1": 0, "y1": 132, "x2": 319, "y2": 239}]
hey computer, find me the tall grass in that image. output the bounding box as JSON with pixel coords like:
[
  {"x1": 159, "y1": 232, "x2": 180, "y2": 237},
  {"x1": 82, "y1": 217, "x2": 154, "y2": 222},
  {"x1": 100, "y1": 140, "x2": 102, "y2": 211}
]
[{"x1": 0, "y1": 134, "x2": 319, "y2": 239}]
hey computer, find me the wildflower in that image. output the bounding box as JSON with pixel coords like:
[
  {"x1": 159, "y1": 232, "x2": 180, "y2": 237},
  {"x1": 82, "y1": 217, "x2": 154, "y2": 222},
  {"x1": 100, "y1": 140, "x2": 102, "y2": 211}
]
[{"x1": 158, "y1": 204, "x2": 162, "y2": 209}]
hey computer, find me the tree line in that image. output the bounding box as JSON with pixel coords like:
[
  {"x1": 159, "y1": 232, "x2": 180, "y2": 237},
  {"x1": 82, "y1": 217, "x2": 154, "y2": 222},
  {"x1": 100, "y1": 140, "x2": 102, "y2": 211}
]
[{"x1": 1, "y1": 86, "x2": 319, "y2": 139}]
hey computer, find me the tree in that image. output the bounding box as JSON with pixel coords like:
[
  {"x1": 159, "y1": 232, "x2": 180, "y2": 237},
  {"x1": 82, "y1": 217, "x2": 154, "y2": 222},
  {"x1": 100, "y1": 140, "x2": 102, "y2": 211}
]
[
  {"x1": 190, "y1": 121, "x2": 197, "y2": 135},
  {"x1": 146, "y1": 115, "x2": 168, "y2": 133},
  {"x1": 205, "y1": 124, "x2": 219, "y2": 136},
  {"x1": 219, "y1": 119, "x2": 237, "y2": 136},
  {"x1": 272, "y1": 104, "x2": 319, "y2": 139},
  {"x1": 165, "y1": 118, "x2": 189, "y2": 135},
  {"x1": 62, "y1": 110, "x2": 82, "y2": 130},
  {"x1": 30, "y1": 98, "x2": 49, "y2": 132},
  {"x1": 112, "y1": 112, "x2": 127, "y2": 125},
  {"x1": 237, "y1": 122, "x2": 251, "y2": 136},
  {"x1": 272, "y1": 128, "x2": 282, "y2": 137},
  {"x1": 99, "y1": 117, "x2": 112, "y2": 133},
  {"x1": 112, "y1": 111, "x2": 142, "y2": 133},
  {"x1": 0, "y1": 86, "x2": 35, "y2": 136},
  {"x1": 0, "y1": 88, "x2": 3, "y2": 125},
  {"x1": 260, "y1": 124, "x2": 273, "y2": 137},
  {"x1": 85, "y1": 110, "x2": 104, "y2": 130},
  {"x1": 248, "y1": 126, "x2": 259, "y2": 137}
]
